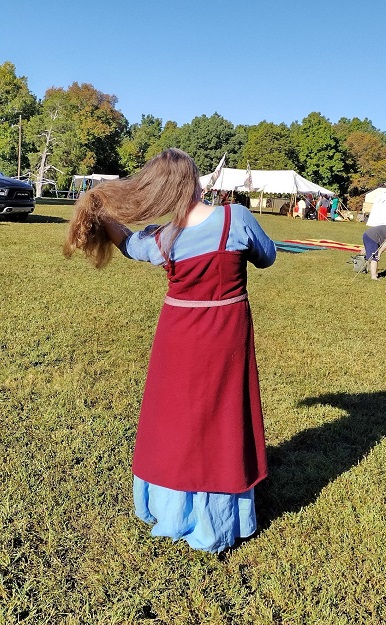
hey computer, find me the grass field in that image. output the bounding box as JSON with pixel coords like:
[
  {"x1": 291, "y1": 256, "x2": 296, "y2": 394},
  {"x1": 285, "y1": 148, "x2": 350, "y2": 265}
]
[{"x1": 0, "y1": 206, "x2": 385, "y2": 624}]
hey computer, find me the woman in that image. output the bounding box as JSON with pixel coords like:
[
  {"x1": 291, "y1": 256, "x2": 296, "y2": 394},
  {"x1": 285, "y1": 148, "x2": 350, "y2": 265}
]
[
  {"x1": 362, "y1": 225, "x2": 386, "y2": 280},
  {"x1": 64, "y1": 148, "x2": 276, "y2": 553}
]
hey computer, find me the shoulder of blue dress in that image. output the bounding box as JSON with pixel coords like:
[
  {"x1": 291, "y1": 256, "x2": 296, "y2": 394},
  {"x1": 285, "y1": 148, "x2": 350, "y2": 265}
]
[
  {"x1": 230, "y1": 203, "x2": 246, "y2": 213},
  {"x1": 229, "y1": 203, "x2": 249, "y2": 222}
]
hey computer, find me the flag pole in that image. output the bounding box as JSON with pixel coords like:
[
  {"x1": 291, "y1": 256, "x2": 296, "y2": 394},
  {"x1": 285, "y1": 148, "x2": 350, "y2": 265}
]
[
  {"x1": 244, "y1": 161, "x2": 253, "y2": 211},
  {"x1": 206, "y1": 153, "x2": 227, "y2": 192}
]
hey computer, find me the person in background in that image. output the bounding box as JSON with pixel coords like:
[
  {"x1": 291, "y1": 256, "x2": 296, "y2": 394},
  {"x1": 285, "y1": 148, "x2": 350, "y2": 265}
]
[
  {"x1": 315, "y1": 195, "x2": 322, "y2": 219},
  {"x1": 330, "y1": 195, "x2": 339, "y2": 221},
  {"x1": 201, "y1": 189, "x2": 211, "y2": 205},
  {"x1": 297, "y1": 196, "x2": 306, "y2": 219},
  {"x1": 305, "y1": 195, "x2": 317, "y2": 219},
  {"x1": 317, "y1": 195, "x2": 329, "y2": 221},
  {"x1": 63, "y1": 148, "x2": 276, "y2": 554},
  {"x1": 362, "y1": 225, "x2": 386, "y2": 280},
  {"x1": 321, "y1": 195, "x2": 330, "y2": 212}
]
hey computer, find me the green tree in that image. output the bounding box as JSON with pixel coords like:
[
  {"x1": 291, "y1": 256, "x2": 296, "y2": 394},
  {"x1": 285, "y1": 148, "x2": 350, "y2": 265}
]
[
  {"x1": 175, "y1": 113, "x2": 244, "y2": 174},
  {"x1": 122, "y1": 113, "x2": 245, "y2": 175},
  {"x1": 145, "y1": 121, "x2": 181, "y2": 160},
  {"x1": 291, "y1": 112, "x2": 350, "y2": 194},
  {"x1": 330, "y1": 117, "x2": 386, "y2": 209},
  {"x1": 0, "y1": 61, "x2": 38, "y2": 175},
  {"x1": 118, "y1": 114, "x2": 162, "y2": 174},
  {"x1": 345, "y1": 131, "x2": 386, "y2": 195},
  {"x1": 27, "y1": 83, "x2": 127, "y2": 193},
  {"x1": 333, "y1": 117, "x2": 381, "y2": 142},
  {"x1": 240, "y1": 121, "x2": 298, "y2": 170}
]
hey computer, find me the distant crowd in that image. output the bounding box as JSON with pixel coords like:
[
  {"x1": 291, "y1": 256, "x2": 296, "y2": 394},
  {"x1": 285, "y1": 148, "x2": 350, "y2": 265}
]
[{"x1": 293, "y1": 194, "x2": 340, "y2": 221}]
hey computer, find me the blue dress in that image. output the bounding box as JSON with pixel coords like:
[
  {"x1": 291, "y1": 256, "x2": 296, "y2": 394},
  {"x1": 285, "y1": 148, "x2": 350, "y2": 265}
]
[{"x1": 121, "y1": 204, "x2": 276, "y2": 553}]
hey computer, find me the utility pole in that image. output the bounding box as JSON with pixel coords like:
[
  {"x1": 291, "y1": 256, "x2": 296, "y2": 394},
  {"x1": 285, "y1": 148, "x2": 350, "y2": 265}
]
[{"x1": 17, "y1": 114, "x2": 22, "y2": 179}]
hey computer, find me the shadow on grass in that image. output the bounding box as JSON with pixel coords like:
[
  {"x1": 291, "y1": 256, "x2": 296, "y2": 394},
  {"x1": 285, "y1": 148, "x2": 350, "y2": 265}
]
[
  {"x1": 255, "y1": 391, "x2": 386, "y2": 529},
  {"x1": 0, "y1": 214, "x2": 68, "y2": 224},
  {"x1": 27, "y1": 214, "x2": 69, "y2": 224}
]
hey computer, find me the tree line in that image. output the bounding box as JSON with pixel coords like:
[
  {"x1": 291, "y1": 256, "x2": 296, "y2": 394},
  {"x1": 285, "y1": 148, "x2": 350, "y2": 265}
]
[{"x1": 1, "y1": 61, "x2": 386, "y2": 209}]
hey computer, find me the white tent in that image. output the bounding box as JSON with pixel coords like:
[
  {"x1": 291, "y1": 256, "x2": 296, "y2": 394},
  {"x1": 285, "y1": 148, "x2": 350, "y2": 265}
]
[
  {"x1": 71, "y1": 174, "x2": 119, "y2": 189},
  {"x1": 366, "y1": 188, "x2": 386, "y2": 226},
  {"x1": 363, "y1": 186, "x2": 386, "y2": 216},
  {"x1": 200, "y1": 168, "x2": 334, "y2": 196},
  {"x1": 364, "y1": 186, "x2": 386, "y2": 204},
  {"x1": 68, "y1": 174, "x2": 120, "y2": 199}
]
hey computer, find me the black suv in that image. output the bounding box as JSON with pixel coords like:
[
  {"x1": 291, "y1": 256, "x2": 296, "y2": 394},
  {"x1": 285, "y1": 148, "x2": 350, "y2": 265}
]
[{"x1": 0, "y1": 173, "x2": 35, "y2": 221}]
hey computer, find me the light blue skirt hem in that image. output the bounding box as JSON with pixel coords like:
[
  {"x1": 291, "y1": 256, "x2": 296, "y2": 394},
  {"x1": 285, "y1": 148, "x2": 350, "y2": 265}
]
[{"x1": 133, "y1": 476, "x2": 257, "y2": 553}]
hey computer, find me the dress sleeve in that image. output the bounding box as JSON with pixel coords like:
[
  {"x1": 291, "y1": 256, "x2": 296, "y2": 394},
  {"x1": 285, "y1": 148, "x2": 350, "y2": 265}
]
[
  {"x1": 241, "y1": 206, "x2": 276, "y2": 268},
  {"x1": 119, "y1": 225, "x2": 165, "y2": 266}
]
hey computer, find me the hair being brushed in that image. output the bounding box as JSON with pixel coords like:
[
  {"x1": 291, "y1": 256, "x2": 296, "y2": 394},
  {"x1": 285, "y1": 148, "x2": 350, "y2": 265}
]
[{"x1": 63, "y1": 148, "x2": 201, "y2": 267}]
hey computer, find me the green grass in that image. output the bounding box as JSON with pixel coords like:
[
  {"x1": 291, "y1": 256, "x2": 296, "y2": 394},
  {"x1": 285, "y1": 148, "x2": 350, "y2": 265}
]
[{"x1": 0, "y1": 207, "x2": 385, "y2": 624}]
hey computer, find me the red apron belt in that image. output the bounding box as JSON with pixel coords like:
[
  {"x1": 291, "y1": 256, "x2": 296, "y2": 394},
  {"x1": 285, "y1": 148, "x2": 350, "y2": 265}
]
[{"x1": 164, "y1": 293, "x2": 248, "y2": 308}]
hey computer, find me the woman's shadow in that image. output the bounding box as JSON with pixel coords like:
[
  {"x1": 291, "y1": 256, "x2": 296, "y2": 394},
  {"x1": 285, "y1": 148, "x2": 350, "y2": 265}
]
[{"x1": 255, "y1": 391, "x2": 386, "y2": 529}]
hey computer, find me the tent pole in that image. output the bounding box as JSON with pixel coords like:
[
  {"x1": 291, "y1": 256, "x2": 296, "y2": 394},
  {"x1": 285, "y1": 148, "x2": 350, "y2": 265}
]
[{"x1": 290, "y1": 193, "x2": 295, "y2": 218}]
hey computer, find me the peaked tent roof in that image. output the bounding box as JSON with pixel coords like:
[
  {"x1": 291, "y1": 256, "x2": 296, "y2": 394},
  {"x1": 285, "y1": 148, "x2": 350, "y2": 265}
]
[{"x1": 199, "y1": 168, "x2": 334, "y2": 196}]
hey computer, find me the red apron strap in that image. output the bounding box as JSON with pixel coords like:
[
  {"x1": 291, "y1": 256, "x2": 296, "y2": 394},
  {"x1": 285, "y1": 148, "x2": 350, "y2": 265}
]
[{"x1": 218, "y1": 204, "x2": 231, "y2": 251}]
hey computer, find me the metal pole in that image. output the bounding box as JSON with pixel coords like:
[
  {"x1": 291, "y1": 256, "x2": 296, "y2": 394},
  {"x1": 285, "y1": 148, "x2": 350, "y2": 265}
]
[{"x1": 17, "y1": 114, "x2": 22, "y2": 178}]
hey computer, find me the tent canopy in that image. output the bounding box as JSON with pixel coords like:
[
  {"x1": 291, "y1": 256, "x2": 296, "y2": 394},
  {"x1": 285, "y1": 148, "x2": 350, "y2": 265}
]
[
  {"x1": 364, "y1": 186, "x2": 386, "y2": 204},
  {"x1": 366, "y1": 188, "x2": 386, "y2": 226},
  {"x1": 71, "y1": 174, "x2": 119, "y2": 189},
  {"x1": 200, "y1": 168, "x2": 334, "y2": 196}
]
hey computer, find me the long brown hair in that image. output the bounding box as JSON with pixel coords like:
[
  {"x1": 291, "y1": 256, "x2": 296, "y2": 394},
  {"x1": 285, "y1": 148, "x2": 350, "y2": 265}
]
[{"x1": 63, "y1": 148, "x2": 202, "y2": 267}]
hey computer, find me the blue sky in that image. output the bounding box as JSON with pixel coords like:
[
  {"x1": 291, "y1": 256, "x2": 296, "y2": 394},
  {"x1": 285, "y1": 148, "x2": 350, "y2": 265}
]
[{"x1": 2, "y1": 0, "x2": 386, "y2": 131}]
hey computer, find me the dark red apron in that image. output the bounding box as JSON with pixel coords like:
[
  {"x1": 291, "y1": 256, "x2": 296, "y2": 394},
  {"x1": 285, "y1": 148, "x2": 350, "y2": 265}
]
[{"x1": 132, "y1": 205, "x2": 267, "y2": 493}]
